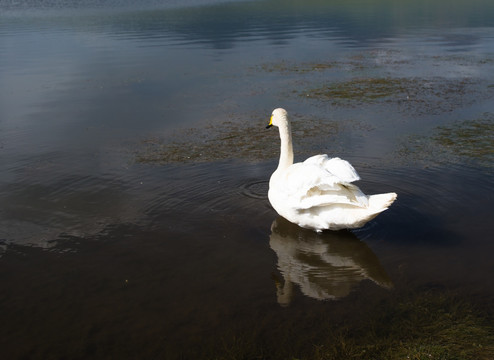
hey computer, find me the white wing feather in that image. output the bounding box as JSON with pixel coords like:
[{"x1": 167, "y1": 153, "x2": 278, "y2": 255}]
[
  {"x1": 277, "y1": 155, "x2": 368, "y2": 210},
  {"x1": 303, "y1": 155, "x2": 360, "y2": 183}
]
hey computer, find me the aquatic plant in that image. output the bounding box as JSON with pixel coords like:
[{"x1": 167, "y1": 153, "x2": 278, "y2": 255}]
[
  {"x1": 207, "y1": 290, "x2": 494, "y2": 360},
  {"x1": 433, "y1": 115, "x2": 494, "y2": 160},
  {"x1": 302, "y1": 76, "x2": 483, "y2": 116},
  {"x1": 258, "y1": 60, "x2": 338, "y2": 73},
  {"x1": 134, "y1": 115, "x2": 342, "y2": 164},
  {"x1": 305, "y1": 77, "x2": 411, "y2": 103},
  {"x1": 257, "y1": 51, "x2": 494, "y2": 116},
  {"x1": 398, "y1": 114, "x2": 494, "y2": 167}
]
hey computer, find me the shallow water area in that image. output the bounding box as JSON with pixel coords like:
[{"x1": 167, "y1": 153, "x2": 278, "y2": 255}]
[{"x1": 2, "y1": 0, "x2": 494, "y2": 358}]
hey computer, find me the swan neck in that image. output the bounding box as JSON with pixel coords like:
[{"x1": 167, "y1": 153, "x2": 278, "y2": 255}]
[{"x1": 277, "y1": 120, "x2": 294, "y2": 170}]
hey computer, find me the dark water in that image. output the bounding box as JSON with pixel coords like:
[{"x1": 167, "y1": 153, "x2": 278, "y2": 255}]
[{"x1": 1, "y1": 0, "x2": 494, "y2": 358}]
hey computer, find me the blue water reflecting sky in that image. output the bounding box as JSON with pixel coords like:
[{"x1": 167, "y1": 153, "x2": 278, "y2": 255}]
[{"x1": 1, "y1": 0, "x2": 494, "y2": 159}]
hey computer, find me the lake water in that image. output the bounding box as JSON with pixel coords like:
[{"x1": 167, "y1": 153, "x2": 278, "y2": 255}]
[{"x1": 1, "y1": 0, "x2": 494, "y2": 358}]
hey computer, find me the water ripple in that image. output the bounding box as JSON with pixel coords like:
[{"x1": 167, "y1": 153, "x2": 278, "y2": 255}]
[
  {"x1": 354, "y1": 163, "x2": 494, "y2": 245},
  {"x1": 240, "y1": 179, "x2": 269, "y2": 200}
]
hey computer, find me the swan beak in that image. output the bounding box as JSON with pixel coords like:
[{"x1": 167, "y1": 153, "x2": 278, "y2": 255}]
[{"x1": 266, "y1": 115, "x2": 273, "y2": 129}]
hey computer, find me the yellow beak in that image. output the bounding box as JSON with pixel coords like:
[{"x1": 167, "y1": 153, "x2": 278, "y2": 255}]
[{"x1": 266, "y1": 115, "x2": 273, "y2": 129}]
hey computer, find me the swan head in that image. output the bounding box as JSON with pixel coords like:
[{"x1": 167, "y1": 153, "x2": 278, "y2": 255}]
[{"x1": 266, "y1": 108, "x2": 288, "y2": 129}]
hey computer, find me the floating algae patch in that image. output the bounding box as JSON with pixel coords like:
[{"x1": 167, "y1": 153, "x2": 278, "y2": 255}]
[
  {"x1": 397, "y1": 113, "x2": 494, "y2": 167},
  {"x1": 302, "y1": 77, "x2": 483, "y2": 115},
  {"x1": 257, "y1": 60, "x2": 338, "y2": 74},
  {"x1": 134, "y1": 115, "x2": 343, "y2": 164},
  {"x1": 434, "y1": 115, "x2": 494, "y2": 160},
  {"x1": 257, "y1": 50, "x2": 408, "y2": 75},
  {"x1": 256, "y1": 51, "x2": 494, "y2": 116},
  {"x1": 306, "y1": 77, "x2": 411, "y2": 102},
  {"x1": 432, "y1": 54, "x2": 494, "y2": 67}
]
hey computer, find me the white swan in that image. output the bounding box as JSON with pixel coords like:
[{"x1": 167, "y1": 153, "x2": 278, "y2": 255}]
[{"x1": 266, "y1": 108, "x2": 397, "y2": 232}]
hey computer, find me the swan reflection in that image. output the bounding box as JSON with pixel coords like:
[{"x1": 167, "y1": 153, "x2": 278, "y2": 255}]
[{"x1": 269, "y1": 217, "x2": 392, "y2": 306}]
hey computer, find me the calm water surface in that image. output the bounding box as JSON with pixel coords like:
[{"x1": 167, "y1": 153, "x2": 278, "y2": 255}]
[{"x1": 1, "y1": 0, "x2": 494, "y2": 358}]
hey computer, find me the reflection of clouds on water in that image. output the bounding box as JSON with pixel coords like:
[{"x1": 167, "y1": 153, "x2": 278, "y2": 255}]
[{"x1": 269, "y1": 217, "x2": 392, "y2": 306}]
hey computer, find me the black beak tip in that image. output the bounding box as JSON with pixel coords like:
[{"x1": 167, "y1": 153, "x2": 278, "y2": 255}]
[{"x1": 266, "y1": 124, "x2": 273, "y2": 129}]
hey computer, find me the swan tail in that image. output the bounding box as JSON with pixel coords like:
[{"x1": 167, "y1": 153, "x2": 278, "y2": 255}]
[
  {"x1": 367, "y1": 192, "x2": 397, "y2": 212},
  {"x1": 317, "y1": 194, "x2": 395, "y2": 230},
  {"x1": 330, "y1": 192, "x2": 397, "y2": 230}
]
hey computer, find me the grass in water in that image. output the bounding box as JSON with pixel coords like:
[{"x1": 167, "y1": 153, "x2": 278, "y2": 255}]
[
  {"x1": 301, "y1": 77, "x2": 482, "y2": 116},
  {"x1": 258, "y1": 60, "x2": 338, "y2": 73},
  {"x1": 257, "y1": 52, "x2": 494, "y2": 115},
  {"x1": 398, "y1": 113, "x2": 494, "y2": 167},
  {"x1": 134, "y1": 116, "x2": 344, "y2": 164},
  {"x1": 319, "y1": 292, "x2": 494, "y2": 360},
  {"x1": 433, "y1": 116, "x2": 494, "y2": 160},
  {"x1": 205, "y1": 290, "x2": 494, "y2": 360},
  {"x1": 306, "y1": 77, "x2": 411, "y2": 102}
]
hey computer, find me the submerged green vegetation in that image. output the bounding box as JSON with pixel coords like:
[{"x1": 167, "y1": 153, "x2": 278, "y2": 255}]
[
  {"x1": 302, "y1": 76, "x2": 482, "y2": 116},
  {"x1": 399, "y1": 114, "x2": 494, "y2": 167},
  {"x1": 200, "y1": 289, "x2": 494, "y2": 360},
  {"x1": 318, "y1": 291, "x2": 494, "y2": 360},
  {"x1": 135, "y1": 50, "x2": 494, "y2": 166},
  {"x1": 257, "y1": 49, "x2": 407, "y2": 74},
  {"x1": 259, "y1": 51, "x2": 494, "y2": 115},
  {"x1": 134, "y1": 116, "x2": 345, "y2": 164},
  {"x1": 433, "y1": 116, "x2": 494, "y2": 160},
  {"x1": 258, "y1": 60, "x2": 338, "y2": 73},
  {"x1": 306, "y1": 77, "x2": 411, "y2": 102}
]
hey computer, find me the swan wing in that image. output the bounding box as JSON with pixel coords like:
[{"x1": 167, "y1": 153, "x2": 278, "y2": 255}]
[
  {"x1": 297, "y1": 182, "x2": 369, "y2": 209},
  {"x1": 275, "y1": 156, "x2": 368, "y2": 210},
  {"x1": 303, "y1": 155, "x2": 360, "y2": 183}
]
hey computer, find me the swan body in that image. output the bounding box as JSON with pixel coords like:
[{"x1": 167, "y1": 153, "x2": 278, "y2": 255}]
[{"x1": 266, "y1": 108, "x2": 397, "y2": 232}]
